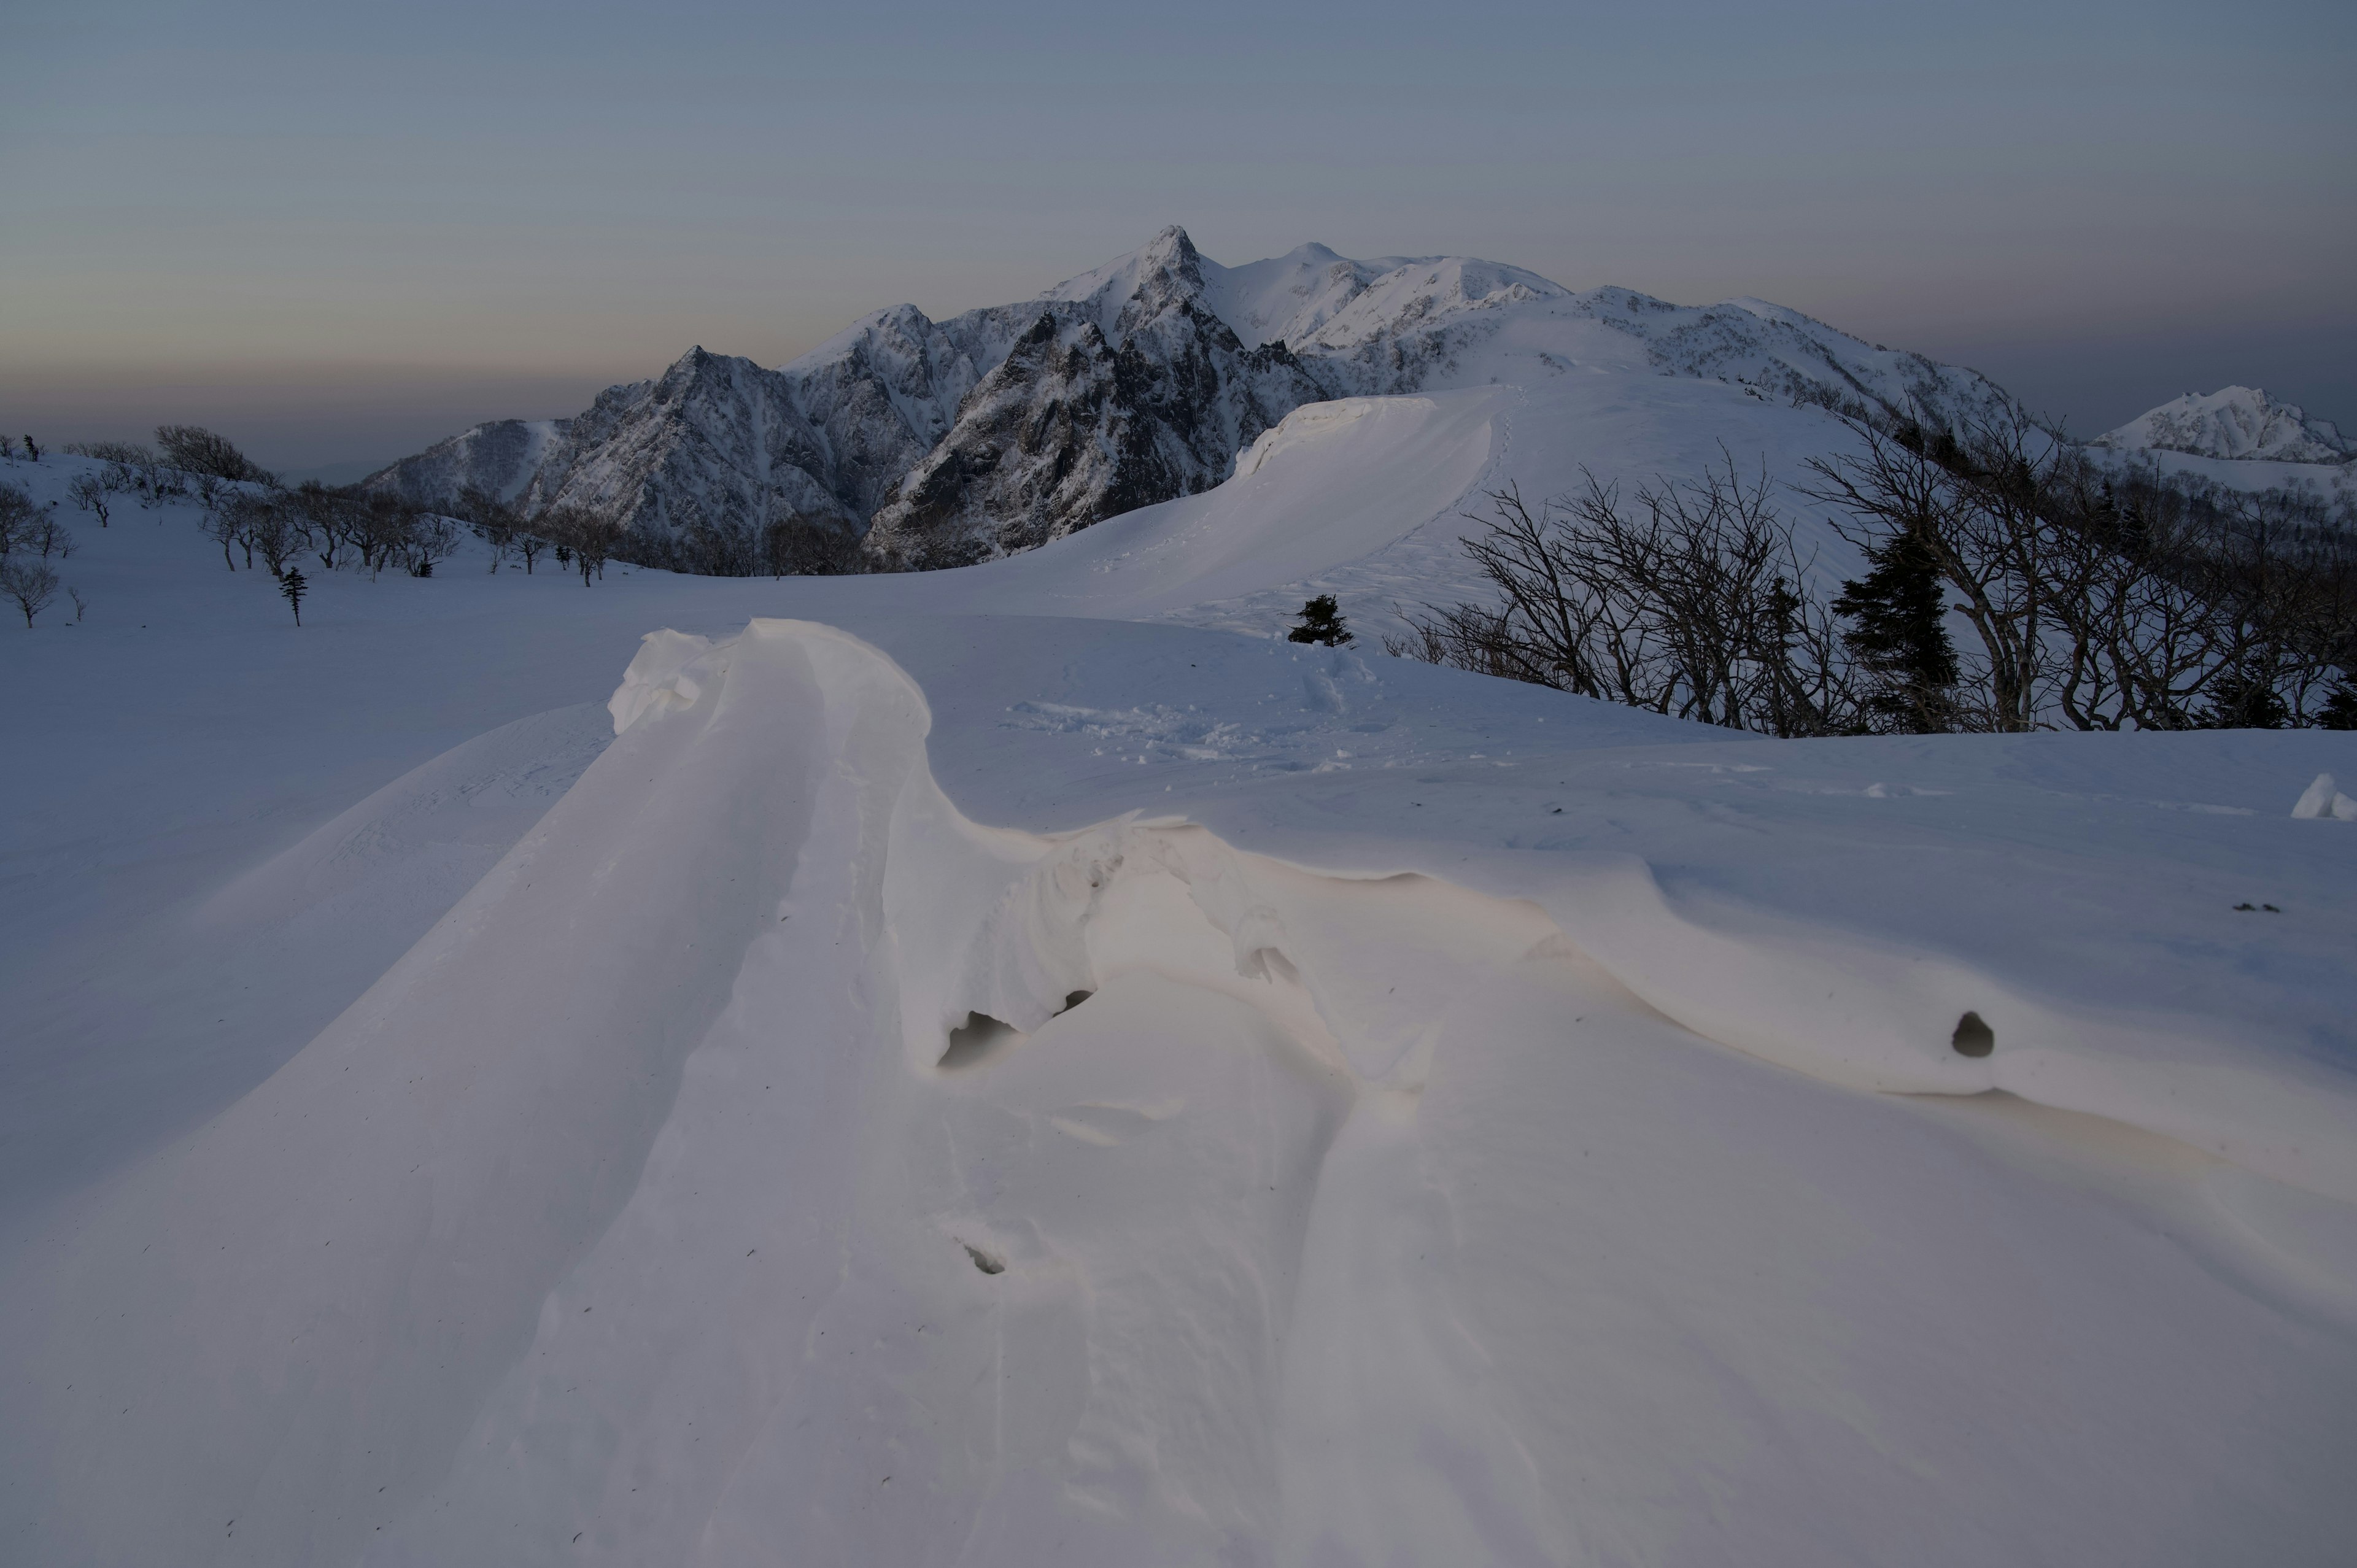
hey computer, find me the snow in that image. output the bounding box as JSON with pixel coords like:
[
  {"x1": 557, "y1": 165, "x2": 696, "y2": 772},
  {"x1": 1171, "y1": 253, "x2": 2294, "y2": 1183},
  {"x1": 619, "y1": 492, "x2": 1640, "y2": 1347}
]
[
  {"x1": 2292, "y1": 772, "x2": 2357, "y2": 821},
  {"x1": 2095, "y1": 385, "x2": 2355, "y2": 465},
  {"x1": 4, "y1": 335, "x2": 2357, "y2": 1568}
]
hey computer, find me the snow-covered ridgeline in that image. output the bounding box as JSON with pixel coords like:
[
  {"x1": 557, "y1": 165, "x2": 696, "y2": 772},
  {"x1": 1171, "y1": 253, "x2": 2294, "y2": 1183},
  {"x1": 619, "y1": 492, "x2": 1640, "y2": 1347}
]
[{"x1": 363, "y1": 226, "x2": 2028, "y2": 570}]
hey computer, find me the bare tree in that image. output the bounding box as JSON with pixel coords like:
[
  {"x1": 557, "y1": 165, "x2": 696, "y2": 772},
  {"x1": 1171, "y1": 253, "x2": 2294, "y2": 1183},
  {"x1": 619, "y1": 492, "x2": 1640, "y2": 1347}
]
[
  {"x1": 154, "y1": 425, "x2": 275, "y2": 485},
  {"x1": 243, "y1": 496, "x2": 303, "y2": 577},
  {"x1": 67, "y1": 473, "x2": 114, "y2": 527},
  {"x1": 0, "y1": 482, "x2": 38, "y2": 555},
  {"x1": 1, "y1": 559, "x2": 60, "y2": 627},
  {"x1": 19, "y1": 512, "x2": 75, "y2": 560},
  {"x1": 541, "y1": 505, "x2": 624, "y2": 585},
  {"x1": 1392, "y1": 462, "x2": 1857, "y2": 737},
  {"x1": 289, "y1": 482, "x2": 354, "y2": 570}
]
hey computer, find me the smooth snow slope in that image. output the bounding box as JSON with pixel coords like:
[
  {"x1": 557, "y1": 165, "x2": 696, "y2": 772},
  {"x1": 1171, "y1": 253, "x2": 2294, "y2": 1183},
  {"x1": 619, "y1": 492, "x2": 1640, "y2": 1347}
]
[{"x1": 14, "y1": 619, "x2": 2356, "y2": 1567}]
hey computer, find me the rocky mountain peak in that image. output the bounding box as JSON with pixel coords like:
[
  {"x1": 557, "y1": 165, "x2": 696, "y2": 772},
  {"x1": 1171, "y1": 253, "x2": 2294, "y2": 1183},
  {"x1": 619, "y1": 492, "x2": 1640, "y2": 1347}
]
[{"x1": 367, "y1": 228, "x2": 2049, "y2": 576}]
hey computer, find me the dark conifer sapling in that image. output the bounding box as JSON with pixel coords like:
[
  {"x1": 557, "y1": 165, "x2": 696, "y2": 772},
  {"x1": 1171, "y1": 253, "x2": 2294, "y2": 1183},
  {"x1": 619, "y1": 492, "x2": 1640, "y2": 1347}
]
[
  {"x1": 1833, "y1": 530, "x2": 1957, "y2": 732},
  {"x1": 1287, "y1": 595, "x2": 1353, "y2": 647},
  {"x1": 278, "y1": 568, "x2": 308, "y2": 627}
]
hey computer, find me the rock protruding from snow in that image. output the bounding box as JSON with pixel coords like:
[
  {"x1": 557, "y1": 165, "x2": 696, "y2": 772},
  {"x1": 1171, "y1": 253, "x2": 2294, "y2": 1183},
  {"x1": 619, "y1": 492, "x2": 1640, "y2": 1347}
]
[{"x1": 2094, "y1": 387, "x2": 2354, "y2": 465}]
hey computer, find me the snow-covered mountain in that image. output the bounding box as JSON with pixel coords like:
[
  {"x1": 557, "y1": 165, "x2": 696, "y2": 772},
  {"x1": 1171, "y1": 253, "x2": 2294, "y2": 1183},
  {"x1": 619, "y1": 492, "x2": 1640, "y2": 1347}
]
[
  {"x1": 861, "y1": 229, "x2": 1326, "y2": 568},
  {"x1": 368, "y1": 226, "x2": 2024, "y2": 569},
  {"x1": 2093, "y1": 385, "x2": 2354, "y2": 465},
  {"x1": 365, "y1": 417, "x2": 570, "y2": 506}
]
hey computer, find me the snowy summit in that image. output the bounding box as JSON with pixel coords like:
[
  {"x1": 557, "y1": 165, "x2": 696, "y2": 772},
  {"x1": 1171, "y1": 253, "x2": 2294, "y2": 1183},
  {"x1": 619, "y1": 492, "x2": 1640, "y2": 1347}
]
[{"x1": 2094, "y1": 384, "x2": 2355, "y2": 465}]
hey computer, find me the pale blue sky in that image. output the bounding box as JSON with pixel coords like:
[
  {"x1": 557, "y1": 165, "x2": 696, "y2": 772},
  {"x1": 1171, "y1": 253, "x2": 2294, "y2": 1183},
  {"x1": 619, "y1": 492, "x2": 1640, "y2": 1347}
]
[{"x1": 6, "y1": 0, "x2": 2351, "y2": 473}]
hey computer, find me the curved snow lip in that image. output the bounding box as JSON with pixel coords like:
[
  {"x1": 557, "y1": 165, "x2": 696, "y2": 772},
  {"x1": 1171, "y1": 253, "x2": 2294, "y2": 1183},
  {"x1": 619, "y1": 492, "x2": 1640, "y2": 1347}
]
[{"x1": 614, "y1": 621, "x2": 2357, "y2": 1208}]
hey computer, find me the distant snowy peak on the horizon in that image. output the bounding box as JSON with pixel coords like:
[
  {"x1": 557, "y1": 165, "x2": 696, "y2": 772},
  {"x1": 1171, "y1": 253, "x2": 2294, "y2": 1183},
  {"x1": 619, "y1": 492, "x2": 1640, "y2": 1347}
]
[
  {"x1": 365, "y1": 225, "x2": 2024, "y2": 568},
  {"x1": 2092, "y1": 386, "x2": 2353, "y2": 464}
]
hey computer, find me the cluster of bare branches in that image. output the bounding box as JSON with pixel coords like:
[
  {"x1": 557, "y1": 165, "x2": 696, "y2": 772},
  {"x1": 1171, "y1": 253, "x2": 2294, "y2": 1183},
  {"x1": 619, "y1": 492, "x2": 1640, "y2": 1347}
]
[
  {"x1": 1, "y1": 481, "x2": 82, "y2": 627},
  {"x1": 453, "y1": 489, "x2": 629, "y2": 585},
  {"x1": 204, "y1": 483, "x2": 460, "y2": 579},
  {"x1": 1392, "y1": 415, "x2": 2357, "y2": 735},
  {"x1": 60, "y1": 424, "x2": 290, "y2": 530},
  {"x1": 1388, "y1": 458, "x2": 1859, "y2": 736},
  {"x1": 1802, "y1": 409, "x2": 2357, "y2": 731}
]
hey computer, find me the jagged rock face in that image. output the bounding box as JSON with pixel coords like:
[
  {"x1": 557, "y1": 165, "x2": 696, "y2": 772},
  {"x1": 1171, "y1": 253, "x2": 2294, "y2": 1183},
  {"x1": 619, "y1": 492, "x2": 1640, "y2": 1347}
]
[
  {"x1": 2092, "y1": 386, "x2": 2353, "y2": 464},
  {"x1": 514, "y1": 299, "x2": 1034, "y2": 569},
  {"x1": 521, "y1": 350, "x2": 861, "y2": 569},
  {"x1": 863, "y1": 231, "x2": 1328, "y2": 570},
  {"x1": 368, "y1": 225, "x2": 2041, "y2": 573},
  {"x1": 363, "y1": 419, "x2": 570, "y2": 506}
]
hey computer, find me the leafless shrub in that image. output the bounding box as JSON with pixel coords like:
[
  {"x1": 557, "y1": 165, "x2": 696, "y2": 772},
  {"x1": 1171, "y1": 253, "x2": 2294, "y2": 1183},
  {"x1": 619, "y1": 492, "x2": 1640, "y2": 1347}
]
[
  {"x1": 67, "y1": 473, "x2": 114, "y2": 527},
  {"x1": 1, "y1": 558, "x2": 60, "y2": 627},
  {"x1": 153, "y1": 424, "x2": 274, "y2": 485},
  {"x1": 1390, "y1": 460, "x2": 1858, "y2": 737},
  {"x1": 18, "y1": 511, "x2": 75, "y2": 560},
  {"x1": 0, "y1": 482, "x2": 40, "y2": 554},
  {"x1": 64, "y1": 440, "x2": 155, "y2": 465},
  {"x1": 538, "y1": 505, "x2": 626, "y2": 585}
]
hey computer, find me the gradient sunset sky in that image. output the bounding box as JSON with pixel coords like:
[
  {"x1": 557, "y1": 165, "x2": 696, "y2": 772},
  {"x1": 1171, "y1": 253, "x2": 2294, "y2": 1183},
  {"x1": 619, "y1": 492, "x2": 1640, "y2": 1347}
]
[{"x1": 7, "y1": 0, "x2": 2351, "y2": 476}]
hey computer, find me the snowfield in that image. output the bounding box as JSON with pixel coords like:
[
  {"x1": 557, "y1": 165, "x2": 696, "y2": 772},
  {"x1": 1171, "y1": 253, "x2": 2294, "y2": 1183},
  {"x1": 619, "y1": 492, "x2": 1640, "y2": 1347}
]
[{"x1": 4, "y1": 340, "x2": 2356, "y2": 1567}]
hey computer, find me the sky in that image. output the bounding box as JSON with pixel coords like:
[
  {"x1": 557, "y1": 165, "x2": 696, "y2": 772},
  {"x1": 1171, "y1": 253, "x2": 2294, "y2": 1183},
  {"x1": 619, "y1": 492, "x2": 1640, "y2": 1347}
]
[{"x1": 5, "y1": 0, "x2": 2351, "y2": 477}]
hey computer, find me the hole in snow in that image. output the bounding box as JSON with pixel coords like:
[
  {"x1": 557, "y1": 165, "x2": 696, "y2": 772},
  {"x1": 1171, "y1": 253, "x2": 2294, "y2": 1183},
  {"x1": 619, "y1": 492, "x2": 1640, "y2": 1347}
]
[
  {"x1": 939, "y1": 1013, "x2": 1021, "y2": 1071},
  {"x1": 1056, "y1": 989, "x2": 1094, "y2": 1015},
  {"x1": 1951, "y1": 1011, "x2": 1995, "y2": 1059},
  {"x1": 962, "y1": 1242, "x2": 1005, "y2": 1276}
]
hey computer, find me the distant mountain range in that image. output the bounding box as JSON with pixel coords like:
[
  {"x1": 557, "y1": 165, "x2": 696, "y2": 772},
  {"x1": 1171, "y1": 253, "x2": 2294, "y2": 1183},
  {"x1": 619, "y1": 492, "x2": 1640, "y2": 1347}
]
[{"x1": 363, "y1": 227, "x2": 2334, "y2": 572}]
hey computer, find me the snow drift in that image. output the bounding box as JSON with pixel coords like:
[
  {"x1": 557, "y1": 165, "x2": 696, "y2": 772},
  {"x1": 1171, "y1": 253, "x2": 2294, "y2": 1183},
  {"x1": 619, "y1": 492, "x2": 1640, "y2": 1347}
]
[{"x1": 14, "y1": 619, "x2": 2357, "y2": 1567}]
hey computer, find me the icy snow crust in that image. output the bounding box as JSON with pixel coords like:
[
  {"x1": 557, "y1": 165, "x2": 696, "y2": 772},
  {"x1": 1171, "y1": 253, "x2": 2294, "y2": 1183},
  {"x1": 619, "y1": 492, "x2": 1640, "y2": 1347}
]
[{"x1": 6, "y1": 302, "x2": 2357, "y2": 1561}]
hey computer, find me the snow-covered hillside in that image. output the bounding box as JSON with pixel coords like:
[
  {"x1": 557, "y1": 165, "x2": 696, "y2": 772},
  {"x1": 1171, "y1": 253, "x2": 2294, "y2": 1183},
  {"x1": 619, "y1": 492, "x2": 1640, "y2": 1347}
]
[
  {"x1": 363, "y1": 227, "x2": 2025, "y2": 570},
  {"x1": 2, "y1": 422, "x2": 2355, "y2": 1566}
]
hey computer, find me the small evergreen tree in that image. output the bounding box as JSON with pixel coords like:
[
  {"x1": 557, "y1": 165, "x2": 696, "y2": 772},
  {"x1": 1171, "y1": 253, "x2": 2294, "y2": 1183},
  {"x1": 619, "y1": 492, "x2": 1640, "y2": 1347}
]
[
  {"x1": 1833, "y1": 528, "x2": 1958, "y2": 732},
  {"x1": 2317, "y1": 679, "x2": 2357, "y2": 731},
  {"x1": 2204, "y1": 663, "x2": 2289, "y2": 730},
  {"x1": 278, "y1": 567, "x2": 308, "y2": 627},
  {"x1": 21, "y1": 436, "x2": 39, "y2": 462},
  {"x1": 1287, "y1": 594, "x2": 1353, "y2": 647}
]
